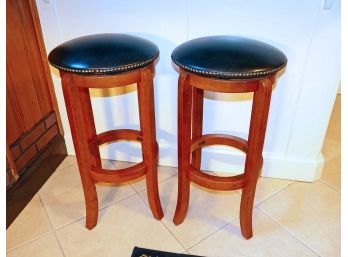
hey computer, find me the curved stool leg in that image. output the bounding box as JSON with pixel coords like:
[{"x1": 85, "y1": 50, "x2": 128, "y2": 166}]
[
  {"x1": 173, "y1": 72, "x2": 192, "y2": 225},
  {"x1": 240, "y1": 78, "x2": 273, "y2": 239},
  {"x1": 240, "y1": 179, "x2": 258, "y2": 239},
  {"x1": 138, "y1": 67, "x2": 164, "y2": 220},
  {"x1": 191, "y1": 87, "x2": 204, "y2": 170},
  {"x1": 61, "y1": 74, "x2": 100, "y2": 229}
]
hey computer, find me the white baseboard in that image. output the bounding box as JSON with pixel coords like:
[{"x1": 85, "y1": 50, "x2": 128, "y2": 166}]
[
  {"x1": 64, "y1": 136, "x2": 323, "y2": 182},
  {"x1": 261, "y1": 152, "x2": 323, "y2": 182}
]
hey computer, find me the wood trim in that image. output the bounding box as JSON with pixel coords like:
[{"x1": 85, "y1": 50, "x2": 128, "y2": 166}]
[
  {"x1": 6, "y1": 144, "x2": 19, "y2": 182},
  {"x1": 28, "y1": 0, "x2": 64, "y2": 134},
  {"x1": 6, "y1": 71, "x2": 26, "y2": 135},
  {"x1": 16, "y1": 0, "x2": 51, "y2": 116}
]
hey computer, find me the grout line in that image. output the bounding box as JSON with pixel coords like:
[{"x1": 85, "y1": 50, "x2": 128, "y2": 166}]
[
  {"x1": 51, "y1": 192, "x2": 139, "y2": 231},
  {"x1": 6, "y1": 195, "x2": 55, "y2": 252},
  {"x1": 6, "y1": 231, "x2": 53, "y2": 252},
  {"x1": 322, "y1": 152, "x2": 341, "y2": 163},
  {"x1": 7, "y1": 197, "x2": 66, "y2": 254},
  {"x1": 53, "y1": 216, "x2": 86, "y2": 231},
  {"x1": 187, "y1": 180, "x2": 299, "y2": 252},
  {"x1": 160, "y1": 173, "x2": 177, "y2": 183},
  {"x1": 186, "y1": 216, "x2": 240, "y2": 252},
  {"x1": 55, "y1": 159, "x2": 77, "y2": 171},
  {"x1": 158, "y1": 219, "x2": 187, "y2": 251},
  {"x1": 258, "y1": 207, "x2": 321, "y2": 257},
  {"x1": 39, "y1": 157, "x2": 138, "y2": 231},
  {"x1": 55, "y1": 163, "x2": 76, "y2": 171},
  {"x1": 103, "y1": 159, "x2": 117, "y2": 169},
  {"x1": 318, "y1": 179, "x2": 341, "y2": 193},
  {"x1": 98, "y1": 190, "x2": 138, "y2": 211},
  {"x1": 38, "y1": 195, "x2": 67, "y2": 257},
  {"x1": 135, "y1": 189, "x2": 187, "y2": 251},
  {"x1": 137, "y1": 180, "x2": 243, "y2": 251},
  {"x1": 255, "y1": 180, "x2": 297, "y2": 207}
]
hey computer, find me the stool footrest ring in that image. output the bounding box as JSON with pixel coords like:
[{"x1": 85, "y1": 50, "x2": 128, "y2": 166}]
[
  {"x1": 96, "y1": 129, "x2": 143, "y2": 145},
  {"x1": 89, "y1": 129, "x2": 143, "y2": 154},
  {"x1": 191, "y1": 134, "x2": 248, "y2": 153},
  {"x1": 90, "y1": 162, "x2": 146, "y2": 183},
  {"x1": 189, "y1": 166, "x2": 246, "y2": 191}
]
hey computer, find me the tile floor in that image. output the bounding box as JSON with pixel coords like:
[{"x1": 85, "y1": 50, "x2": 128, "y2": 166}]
[{"x1": 6, "y1": 96, "x2": 340, "y2": 257}]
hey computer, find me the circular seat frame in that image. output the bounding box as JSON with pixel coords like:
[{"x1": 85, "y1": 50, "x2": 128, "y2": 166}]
[
  {"x1": 174, "y1": 69, "x2": 276, "y2": 239},
  {"x1": 60, "y1": 64, "x2": 163, "y2": 229}
]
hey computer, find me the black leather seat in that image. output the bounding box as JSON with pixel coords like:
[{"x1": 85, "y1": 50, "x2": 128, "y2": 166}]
[
  {"x1": 171, "y1": 36, "x2": 287, "y2": 79},
  {"x1": 48, "y1": 33, "x2": 159, "y2": 75}
]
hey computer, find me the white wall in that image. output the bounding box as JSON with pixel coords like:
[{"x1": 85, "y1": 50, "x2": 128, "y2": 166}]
[{"x1": 36, "y1": 0, "x2": 340, "y2": 181}]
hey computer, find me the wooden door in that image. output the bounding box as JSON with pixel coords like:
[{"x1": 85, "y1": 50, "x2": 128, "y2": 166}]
[{"x1": 6, "y1": 0, "x2": 62, "y2": 186}]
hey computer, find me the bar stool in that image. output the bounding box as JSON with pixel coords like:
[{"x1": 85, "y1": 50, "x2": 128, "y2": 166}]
[
  {"x1": 171, "y1": 36, "x2": 287, "y2": 239},
  {"x1": 48, "y1": 33, "x2": 163, "y2": 229}
]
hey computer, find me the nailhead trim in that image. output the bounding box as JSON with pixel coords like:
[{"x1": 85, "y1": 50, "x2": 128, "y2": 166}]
[
  {"x1": 51, "y1": 55, "x2": 158, "y2": 74},
  {"x1": 174, "y1": 61, "x2": 286, "y2": 79}
]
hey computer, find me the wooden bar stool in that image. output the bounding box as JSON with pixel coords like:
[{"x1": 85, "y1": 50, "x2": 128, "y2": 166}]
[
  {"x1": 171, "y1": 36, "x2": 287, "y2": 239},
  {"x1": 48, "y1": 34, "x2": 163, "y2": 229}
]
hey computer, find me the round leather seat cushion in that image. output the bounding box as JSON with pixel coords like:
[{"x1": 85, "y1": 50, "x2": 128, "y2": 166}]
[
  {"x1": 171, "y1": 36, "x2": 287, "y2": 79},
  {"x1": 48, "y1": 33, "x2": 159, "y2": 75}
]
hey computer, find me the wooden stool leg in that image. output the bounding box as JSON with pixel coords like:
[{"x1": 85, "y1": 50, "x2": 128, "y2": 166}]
[
  {"x1": 173, "y1": 72, "x2": 192, "y2": 225},
  {"x1": 191, "y1": 87, "x2": 204, "y2": 170},
  {"x1": 138, "y1": 67, "x2": 164, "y2": 220},
  {"x1": 61, "y1": 74, "x2": 100, "y2": 229},
  {"x1": 240, "y1": 78, "x2": 273, "y2": 239}
]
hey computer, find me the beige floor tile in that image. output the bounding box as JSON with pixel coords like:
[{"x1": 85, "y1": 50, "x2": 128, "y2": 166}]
[
  {"x1": 140, "y1": 176, "x2": 241, "y2": 249},
  {"x1": 56, "y1": 194, "x2": 184, "y2": 257},
  {"x1": 240, "y1": 176, "x2": 293, "y2": 205},
  {"x1": 110, "y1": 160, "x2": 139, "y2": 169},
  {"x1": 7, "y1": 234, "x2": 64, "y2": 257},
  {"x1": 100, "y1": 159, "x2": 120, "y2": 169},
  {"x1": 189, "y1": 210, "x2": 318, "y2": 257},
  {"x1": 259, "y1": 181, "x2": 340, "y2": 257},
  {"x1": 39, "y1": 161, "x2": 136, "y2": 229},
  {"x1": 320, "y1": 154, "x2": 341, "y2": 191},
  {"x1": 7, "y1": 195, "x2": 52, "y2": 250},
  {"x1": 128, "y1": 164, "x2": 178, "y2": 192},
  {"x1": 255, "y1": 177, "x2": 293, "y2": 204},
  {"x1": 53, "y1": 158, "x2": 114, "y2": 177},
  {"x1": 200, "y1": 171, "x2": 292, "y2": 206}
]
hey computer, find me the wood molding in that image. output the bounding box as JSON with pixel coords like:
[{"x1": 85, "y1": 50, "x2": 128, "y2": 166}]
[{"x1": 28, "y1": 0, "x2": 64, "y2": 134}]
